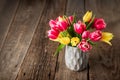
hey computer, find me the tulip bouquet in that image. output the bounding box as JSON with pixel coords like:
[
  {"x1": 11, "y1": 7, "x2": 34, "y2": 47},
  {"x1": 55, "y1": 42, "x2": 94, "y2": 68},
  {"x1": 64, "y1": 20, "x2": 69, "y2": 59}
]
[{"x1": 48, "y1": 11, "x2": 113, "y2": 56}]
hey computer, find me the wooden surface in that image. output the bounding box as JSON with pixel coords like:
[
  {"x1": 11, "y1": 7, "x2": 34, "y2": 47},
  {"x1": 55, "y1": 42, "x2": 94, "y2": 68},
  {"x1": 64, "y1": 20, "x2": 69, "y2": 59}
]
[{"x1": 0, "y1": 0, "x2": 120, "y2": 80}]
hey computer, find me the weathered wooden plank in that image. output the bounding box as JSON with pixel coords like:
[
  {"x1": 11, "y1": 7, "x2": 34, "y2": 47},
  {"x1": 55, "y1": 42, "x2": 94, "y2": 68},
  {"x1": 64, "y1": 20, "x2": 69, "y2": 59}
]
[
  {"x1": 0, "y1": 0, "x2": 46, "y2": 80},
  {"x1": 65, "y1": 0, "x2": 85, "y2": 18},
  {"x1": 54, "y1": 0, "x2": 88, "y2": 80},
  {"x1": 0, "y1": 0, "x2": 19, "y2": 51},
  {"x1": 16, "y1": 0, "x2": 67, "y2": 80},
  {"x1": 85, "y1": 0, "x2": 120, "y2": 80}
]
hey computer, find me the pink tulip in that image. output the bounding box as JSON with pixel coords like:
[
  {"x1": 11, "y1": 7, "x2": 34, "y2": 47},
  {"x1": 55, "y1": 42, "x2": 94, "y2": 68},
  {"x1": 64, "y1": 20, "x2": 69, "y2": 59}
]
[
  {"x1": 49, "y1": 20, "x2": 57, "y2": 28},
  {"x1": 94, "y1": 18, "x2": 106, "y2": 30},
  {"x1": 74, "y1": 21, "x2": 86, "y2": 34},
  {"x1": 49, "y1": 16, "x2": 69, "y2": 32},
  {"x1": 77, "y1": 39, "x2": 92, "y2": 52},
  {"x1": 48, "y1": 28, "x2": 59, "y2": 39},
  {"x1": 90, "y1": 30, "x2": 102, "y2": 41},
  {"x1": 82, "y1": 31, "x2": 90, "y2": 39},
  {"x1": 68, "y1": 16, "x2": 74, "y2": 23},
  {"x1": 56, "y1": 20, "x2": 69, "y2": 31}
]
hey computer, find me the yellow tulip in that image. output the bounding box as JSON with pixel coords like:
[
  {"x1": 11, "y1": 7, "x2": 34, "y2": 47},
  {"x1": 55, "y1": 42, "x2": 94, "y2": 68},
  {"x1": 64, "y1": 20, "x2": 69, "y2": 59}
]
[
  {"x1": 100, "y1": 32, "x2": 113, "y2": 45},
  {"x1": 58, "y1": 16, "x2": 66, "y2": 22},
  {"x1": 71, "y1": 37, "x2": 80, "y2": 46},
  {"x1": 59, "y1": 37, "x2": 70, "y2": 45},
  {"x1": 83, "y1": 11, "x2": 92, "y2": 22}
]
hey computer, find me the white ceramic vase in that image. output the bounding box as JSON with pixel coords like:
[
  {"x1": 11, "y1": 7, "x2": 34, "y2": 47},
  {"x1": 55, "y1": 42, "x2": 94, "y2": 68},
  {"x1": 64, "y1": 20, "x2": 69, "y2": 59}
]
[{"x1": 65, "y1": 46, "x2": 88, "y2": 71}]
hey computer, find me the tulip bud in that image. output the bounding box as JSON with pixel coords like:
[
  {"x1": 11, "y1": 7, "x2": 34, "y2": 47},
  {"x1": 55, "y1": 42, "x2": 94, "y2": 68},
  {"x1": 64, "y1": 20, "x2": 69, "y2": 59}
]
[
  {"x1": 77, "y1": 39, "x2": 92, "y2": 52},
  {"x1": 49, "y1": 20, "x2": 57, "y2": 28},
  {"x1": 57, "y1": 20, "x2": 69, "y2": 31},
  {"x1": 58, "y1": 16, "x2": 65, "y2": 22},
  {"x1": 90, "y1": 30, "x2": 102, "y2": 41},
  {"x1": 93, "y1": 18, "x2": 106, "y2": 30},
  {"x1": 68, "y1": 16, "x2": 74, "y2": 23},
  {"x1": 74, "y1": 21, "x2": 86, "y2": 34},
  {"x1": 82, "y1": 31, "x2": 90, "y2": 39},
  {"x1": 83, "y1": 11, "x2": 92, "y2": 22},
  {"x1": 58, "y1": 37, "x2": 70, "y2": 45},
  {"x1": 71, "y1": 37, "x2": 80, "y2": 46},
  {"x1": 100, "y1": 32, "x2": 113, "y2": 45},
  {"x1": 48, "y1": 28, "x2": 59, "y2": 40}
]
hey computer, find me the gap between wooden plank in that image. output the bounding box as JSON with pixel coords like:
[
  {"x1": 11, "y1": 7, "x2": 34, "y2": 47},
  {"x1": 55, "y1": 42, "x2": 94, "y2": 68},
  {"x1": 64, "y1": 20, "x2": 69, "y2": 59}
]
[
  {"x1": 0, "y1": 0, "x2": 20, "y2": 52},
  {"x1": 0, "y1": 0, "x2": 47, "y2": 80},
  {"x1": 85, "y1": 0, "x2": 120, "y2": 80},
  {"x1": 16, "y1": 0, "x2": 47, "y2": 79},
  {"x1": 16, "y1": 0, "x2": 67, "y2": 80},
  {"x1": 15, "y1": 0, "x2": 47, "y2": 80}
]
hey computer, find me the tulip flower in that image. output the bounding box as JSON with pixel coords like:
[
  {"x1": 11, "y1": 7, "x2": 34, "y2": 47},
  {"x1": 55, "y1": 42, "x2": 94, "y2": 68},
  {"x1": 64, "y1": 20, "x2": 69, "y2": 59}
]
[
  {"x1": 53, "y1": 16, "x2": 69, "y2": 31},
  {"x1": 49, "y1": 20, "x2": 57, "y2": 28},
  {"x1": 48, "y1": 28, "x2": 59, "y2": 40},
  {"x1": 71, "y1": 37, "x2": 80, "y2": 46},
  {"x1": 94, "y1": 18, "x2": 106, "y2": 30},
  {"x1": 82, "y1": 31, "x2": 90, "y2": 39},
  {"x1": 74, "y1": 21, "x2": 86, "y2": 34},
  {"x1": 100, "y1": 32, "x2": 113, "y2": 45},
  {"x1": 49, "y1": 16, "x2": 69, "y2": 32},
  {"x1": 58, "y1": 16, "x2": 66, "y2": 22},
  {"x1": 58, "y1": 37, "x2": 70, "y2": 45},
  {"x1": 78, "y1": 39, "x2": 92, "y2": 52},
  {"x1": 56, "y1": 21, "x2": 68, "y2": 31},
  {"x1": 90, "y1": 30, "x2": 102, "y2": 41},
  {"x1": 83, "y1": 11, "x2": 92, "y2": 22},
  {"x1": 68, "y1": 16, "x2": 74, "y2": 23}
]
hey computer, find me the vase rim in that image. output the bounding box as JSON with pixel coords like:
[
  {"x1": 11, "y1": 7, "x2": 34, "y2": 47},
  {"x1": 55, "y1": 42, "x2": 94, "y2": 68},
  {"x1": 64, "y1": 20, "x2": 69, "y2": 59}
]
[
  {"x1": 66, "y1": 45, "x2": 79, "y2": 49},
  {"x1": 66, "y1": 45, "x2": 89, "y2": 53}
]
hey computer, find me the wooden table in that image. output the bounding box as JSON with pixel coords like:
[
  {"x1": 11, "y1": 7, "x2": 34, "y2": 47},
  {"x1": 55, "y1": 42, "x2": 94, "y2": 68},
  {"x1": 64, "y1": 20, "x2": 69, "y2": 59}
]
[{"x1": 0, "y1": 0, "x2": 120, "y2": 80}]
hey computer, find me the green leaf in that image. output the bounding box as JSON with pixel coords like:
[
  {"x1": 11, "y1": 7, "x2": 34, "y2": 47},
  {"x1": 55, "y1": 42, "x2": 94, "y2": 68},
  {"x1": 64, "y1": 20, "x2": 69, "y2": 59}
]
[
  {"x1": 85, "y1": 22, "x2": 89, "y2": 26},
  {"x1": 54, "y1": 44, "x2": 65, "y2": 56},
  {"x1": 88, "y1": 40, "x2": 96, "y2": 45},
  {"x1": 73, "y1": 13, "x2": 77, "y2": 23},
  {"x1": 75, "y1": 33, "x2": 82, "y2": 41},
  {"x1": 67, "y1": 25, "x2": 75, "y2": 37}
]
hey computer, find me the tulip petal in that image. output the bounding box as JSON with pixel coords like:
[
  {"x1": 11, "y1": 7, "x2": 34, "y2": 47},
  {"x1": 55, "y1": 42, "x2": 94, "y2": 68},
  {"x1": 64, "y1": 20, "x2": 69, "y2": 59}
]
[
  {"x1": 83, "y1": 11, "x2": 92, "y2": 22},
  {"x1": 71, "y1": 37, "x2": 80, "y2": 46},
  {"x1": 49, "y1": 20, "x2": 56, "y2": 28},
  {"x1": 58, "y1": 37, "x2": 70, "y2": 45},
  {"x1": 101, "y1": 32, "x2": 113, "y2": 45}
]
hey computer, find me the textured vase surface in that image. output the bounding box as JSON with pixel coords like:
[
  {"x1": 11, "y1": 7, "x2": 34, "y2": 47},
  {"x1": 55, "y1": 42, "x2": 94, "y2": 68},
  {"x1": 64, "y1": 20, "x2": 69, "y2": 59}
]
[{"x1": 65, "y1": 46, "x2": 88, "y2": 71}]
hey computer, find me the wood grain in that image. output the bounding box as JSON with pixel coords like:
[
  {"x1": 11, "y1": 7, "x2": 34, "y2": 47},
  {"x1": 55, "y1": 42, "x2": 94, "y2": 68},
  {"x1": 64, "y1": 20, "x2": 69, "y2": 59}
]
[
  {"x1": 16, "y1": 0, "x2": 67, "y2": 80},
  {"x1": 0, "y1": 0, "x2": 46, "y2": 80},
  {"x1": 85, "y1": 0, "x2": 120, "y2": 80},
  {"x1": 0, "y1": 0, "x2": 19, "y2": 51},
  {"x1": 54, "y1": 0, "x2": 88, "y2": 80}
]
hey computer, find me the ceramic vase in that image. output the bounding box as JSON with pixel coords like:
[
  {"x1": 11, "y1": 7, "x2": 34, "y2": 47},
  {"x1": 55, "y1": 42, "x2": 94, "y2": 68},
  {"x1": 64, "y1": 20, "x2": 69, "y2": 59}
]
[{"x1": 65, "y1": 46, "x2": 88, "y2": 71}]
